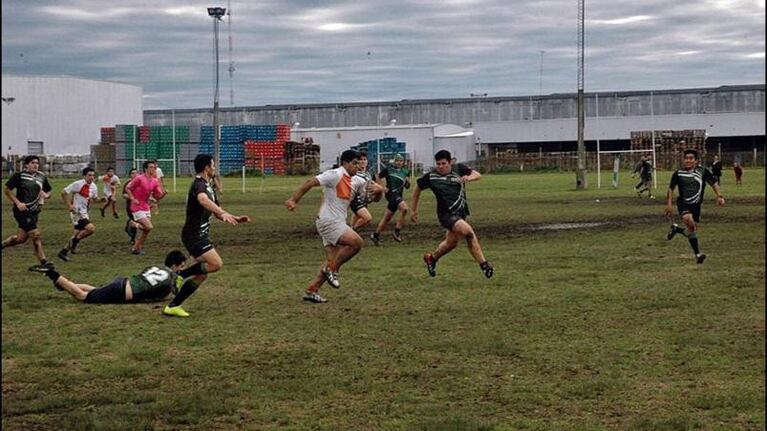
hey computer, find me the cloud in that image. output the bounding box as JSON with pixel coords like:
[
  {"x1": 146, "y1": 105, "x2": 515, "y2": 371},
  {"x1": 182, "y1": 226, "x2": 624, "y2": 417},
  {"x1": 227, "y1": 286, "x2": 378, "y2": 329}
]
[{"x1": 1, "y1": 0, "x2": 764, "y2": 109}]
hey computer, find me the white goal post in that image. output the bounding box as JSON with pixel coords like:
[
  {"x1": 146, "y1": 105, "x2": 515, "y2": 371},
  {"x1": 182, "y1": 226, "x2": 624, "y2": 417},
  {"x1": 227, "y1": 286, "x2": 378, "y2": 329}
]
[{"x1": 596, "y1": 148, "x2": 656, "y2": 189}]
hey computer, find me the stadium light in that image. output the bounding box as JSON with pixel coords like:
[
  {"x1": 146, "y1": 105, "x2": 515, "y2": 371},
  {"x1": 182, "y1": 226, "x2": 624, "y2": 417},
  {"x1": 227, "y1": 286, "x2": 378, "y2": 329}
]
[{"x1": 208, "y1": 6, "x2": 226, "y2": 184}]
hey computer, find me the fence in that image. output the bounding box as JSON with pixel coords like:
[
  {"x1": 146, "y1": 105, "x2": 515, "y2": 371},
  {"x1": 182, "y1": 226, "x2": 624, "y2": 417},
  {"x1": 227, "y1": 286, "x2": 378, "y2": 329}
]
[{"x1": 472, "y1": 149, "x2": 765, "y2": 174}]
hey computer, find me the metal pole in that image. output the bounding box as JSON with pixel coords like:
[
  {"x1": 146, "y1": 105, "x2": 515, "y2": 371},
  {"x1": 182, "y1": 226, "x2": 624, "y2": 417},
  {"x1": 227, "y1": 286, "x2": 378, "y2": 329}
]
[
  {"x1": 172, "y1": 109, "x2": 177, "y2": 193},
  {"x1": 213, "y1": 16, "x2": 221, "y2": 183},
  {"x1": 575, "y1": 0, "x2": 587, "y2": 189},
  {"x1": 596, "y1": 92, "x2": 601, "y2": 189},
  {"x1": 133, "y1": 125, "x2": 137, "y2": 170},
  {"x1": 650, "y1": 91, "x2": 657, "y2": 189}
]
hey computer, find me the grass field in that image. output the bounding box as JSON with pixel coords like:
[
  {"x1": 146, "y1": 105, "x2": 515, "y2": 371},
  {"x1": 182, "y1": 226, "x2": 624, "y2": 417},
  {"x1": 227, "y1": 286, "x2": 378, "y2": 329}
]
[{"x1": 2, "y1": 169, "x2": 764, "y2": 430}]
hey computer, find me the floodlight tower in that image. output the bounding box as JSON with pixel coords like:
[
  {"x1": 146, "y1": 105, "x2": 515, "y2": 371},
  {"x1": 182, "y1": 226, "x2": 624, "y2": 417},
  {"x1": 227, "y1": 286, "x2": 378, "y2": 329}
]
[
  {"x1": 575, "y1": 0, "x2": 587, "y2": 189},
  {"x1": 208, "y1": 6, "x2": 226, "y2": 177}
]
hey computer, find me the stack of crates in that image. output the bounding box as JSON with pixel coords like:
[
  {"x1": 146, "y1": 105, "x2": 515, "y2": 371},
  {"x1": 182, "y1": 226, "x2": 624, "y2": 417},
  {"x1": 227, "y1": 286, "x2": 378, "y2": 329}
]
[
  {"x1": 285, "y1": 139, "x2": 321, "y2": 175},
  {"x1": 242, "y1": 125, "x2": 290, "y2": 175},
  {"x1": 100, "y1": 127, "x2": 116, "y2": 144},
  {"x1": 354, "y1": 137, "x2": 407, "y2": 173}
]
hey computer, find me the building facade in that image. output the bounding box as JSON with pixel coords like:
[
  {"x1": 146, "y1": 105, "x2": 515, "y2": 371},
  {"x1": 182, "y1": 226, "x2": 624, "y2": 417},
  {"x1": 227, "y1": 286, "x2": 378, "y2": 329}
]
[{"x1": 1, "y1": 75, "x2": 143, "y2": 156}]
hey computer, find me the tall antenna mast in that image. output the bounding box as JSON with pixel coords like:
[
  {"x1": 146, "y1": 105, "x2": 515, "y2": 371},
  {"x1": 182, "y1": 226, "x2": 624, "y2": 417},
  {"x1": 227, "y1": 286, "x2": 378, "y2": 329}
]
[
  {"x1": 227, "y1": 0, "x2": 235, "y2": 106},
  {"x1": 538, "y1": 50, "x2": 545, "y2": 96}
]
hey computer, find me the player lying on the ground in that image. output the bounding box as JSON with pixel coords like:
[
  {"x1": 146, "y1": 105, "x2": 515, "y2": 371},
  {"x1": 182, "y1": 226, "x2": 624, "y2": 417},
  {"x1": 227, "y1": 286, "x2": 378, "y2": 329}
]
[
  {"x1": 665, "y1": 148, "x2": 725, "y2": 264},
  {"x1": 410, "y1": 149, "x2": 494, "y2": 279},
  {"x1": 2, "y1": 155, "x2": 53, "y2": 271},
  {"x1": 30, "y1": 250, "x2": 187, "y2": 304}
]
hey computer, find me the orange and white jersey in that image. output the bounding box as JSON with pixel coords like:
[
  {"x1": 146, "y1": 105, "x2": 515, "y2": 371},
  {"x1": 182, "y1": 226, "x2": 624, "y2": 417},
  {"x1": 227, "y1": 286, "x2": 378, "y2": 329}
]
[
  {"x1": 316, "y1": 166, "x2": 363, "y2": 221},
  {"x1": 102, "y1": 174, "x2": 120, "y2": 196}
]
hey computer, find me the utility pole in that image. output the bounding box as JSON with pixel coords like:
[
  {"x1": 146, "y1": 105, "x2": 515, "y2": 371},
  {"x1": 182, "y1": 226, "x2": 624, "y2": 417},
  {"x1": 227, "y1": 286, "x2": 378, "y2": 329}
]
[
  {"x1": 539, "y1": 50, "x2": 545, "y2": 96},
  {"x1": 575, "y1": 0, "x2": 587, "y2": 189},
  {"x1": 227, "y1": 0, "x2": 235, "y2": 106},
  {"x1": 208, "y1": 7, "x2": 226, "y2": 178}
]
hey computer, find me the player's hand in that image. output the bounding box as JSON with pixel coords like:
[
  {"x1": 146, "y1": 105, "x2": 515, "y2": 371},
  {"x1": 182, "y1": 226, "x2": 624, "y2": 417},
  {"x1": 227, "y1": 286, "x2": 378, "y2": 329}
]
[
  {"x1": 131, "y1": 198, "x2": 139, "y2": 205},
  {"x1": 220, "y1": 212, "x2": 238, "y2": 225},
  {"x1": 410, "y1": 211, "x2": 419, "y2": 224},
  {"x1": 459, "y1": 176, "x2": 471, "y2": 183},
  {"x1": 664, "y1": 205, "x2": 673, "y2": 218},
  {"x1": 716, "y1": 196, "x2": 725, "y2": 207},
  {"x1": 235, "y1": 215, "x2": 251, "y2": 223},
  {"x1": 285, "y1": 199, "x2": 297, "y2": 211},
  {"x1": 15, "y1": 202, "x2": 28, "y2": 212}
]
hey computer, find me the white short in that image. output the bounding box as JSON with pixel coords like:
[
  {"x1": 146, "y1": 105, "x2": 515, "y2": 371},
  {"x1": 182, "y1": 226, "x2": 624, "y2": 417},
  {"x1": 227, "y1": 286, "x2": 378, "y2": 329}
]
[
  {"x1": 69, "y1": 211, "x2": 90, "y2": 226},
  {"x1": 132, "y1": 210, "x2": 152, "y2": 221},
  {"x1": 315, "y1": 217, "x2": 350, "y2": 247}
]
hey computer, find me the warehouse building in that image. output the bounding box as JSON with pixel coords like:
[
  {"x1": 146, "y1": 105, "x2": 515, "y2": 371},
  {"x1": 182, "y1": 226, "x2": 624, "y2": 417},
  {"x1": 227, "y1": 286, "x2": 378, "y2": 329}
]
[
  {"x1": 145, "y1": 84, "x2": 764, "y2": 169},
  {"x1": 1, "y1": 75, "x2": 142, "y2": 155}
]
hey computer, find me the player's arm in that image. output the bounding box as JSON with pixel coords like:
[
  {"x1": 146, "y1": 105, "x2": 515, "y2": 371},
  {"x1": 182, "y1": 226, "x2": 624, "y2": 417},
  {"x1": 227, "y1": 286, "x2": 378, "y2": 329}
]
[
  {"x1": 125, "y1": 180, "x2": 139, "y2": 205},
  {"x1": 4, "y1": 185, "x2": 26, "y2": 211},
  {"x1": 461, "y1": 169, "x2": 481, "y2": 183},
  {"x1": 665, "y1": 172, "x2": 678, "y2": 217},
  {"x1": 196, "y1": 192, "x2": 242, "y2": 225},
  {"x1": 285, "y1": 177, "x2": 320, "y2": 211},
  {"x1": 409, "y1": 185, "x2": 422, "y2": 224},
  {"x1": 60, "y1": 188, "x2": 74, "y2": 211},
  {"x1": 710, "y1": 180, "x2": 725, "y2": 207},
  {"x1": 42, "y1": 178, "x2": 53, "y2": 199}
]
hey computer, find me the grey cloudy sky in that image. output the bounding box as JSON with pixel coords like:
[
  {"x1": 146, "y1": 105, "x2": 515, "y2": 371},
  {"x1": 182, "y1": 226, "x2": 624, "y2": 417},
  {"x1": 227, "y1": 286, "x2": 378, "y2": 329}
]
[{"x1": 2, "y1": 0, "x2": 764, "y2": 109}]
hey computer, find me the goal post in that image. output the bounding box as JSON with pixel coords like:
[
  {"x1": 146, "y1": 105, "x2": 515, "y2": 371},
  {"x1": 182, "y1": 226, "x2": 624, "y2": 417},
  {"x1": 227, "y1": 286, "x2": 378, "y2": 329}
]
[{"x1": 596, "y1": 148, "x2": 656, "y2": 189}]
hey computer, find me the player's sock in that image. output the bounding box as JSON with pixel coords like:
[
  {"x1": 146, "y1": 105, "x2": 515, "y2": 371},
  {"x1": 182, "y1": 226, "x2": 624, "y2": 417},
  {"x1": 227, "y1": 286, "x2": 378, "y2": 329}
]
[
  {"x1": 687, "y1": 232, "x2": 700, "y2": 255},
  {"x1": 177, "y1": 262, "x2": 208, "y2": 278},
  {"x1": 67, "y1": 236, "x2": 80, "y2": 251},
  {"x1": 45, "y1": 269, "x2": 61, "y2": 282},
  {"x1": 168, "y1": 278, "x2": 200, "y2": 307}
]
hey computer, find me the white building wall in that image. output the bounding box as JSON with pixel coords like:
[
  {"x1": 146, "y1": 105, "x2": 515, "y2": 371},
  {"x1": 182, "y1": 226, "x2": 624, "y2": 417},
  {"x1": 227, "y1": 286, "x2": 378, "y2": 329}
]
[{"x1": 1, "y1": 75, "x2": 142, "y2": 155}]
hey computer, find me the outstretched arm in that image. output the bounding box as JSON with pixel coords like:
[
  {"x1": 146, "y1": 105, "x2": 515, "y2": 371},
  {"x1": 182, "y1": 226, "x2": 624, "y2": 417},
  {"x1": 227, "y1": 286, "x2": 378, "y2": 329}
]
[
  {"x1": 711, "y1": 182, "x2": 725, "y2": 206},
  {"x1": 285, "y1": 177, "x2": 320, "y2": 211},
  {"x1": 664, "y1": 188, "x2": 674, "y2": 218},
  {"x1": 460, "y1": 169, "x2": 481, "y2": 183},
  {"x1": 197, "y1": 192, "x2": 243, "y2": 225}
]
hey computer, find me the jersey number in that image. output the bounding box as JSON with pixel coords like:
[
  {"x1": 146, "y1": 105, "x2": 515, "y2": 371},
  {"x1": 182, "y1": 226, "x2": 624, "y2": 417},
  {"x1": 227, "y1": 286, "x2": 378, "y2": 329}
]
[{"x1": 142, "y1": 266, "x2": 169, "y2": 286}]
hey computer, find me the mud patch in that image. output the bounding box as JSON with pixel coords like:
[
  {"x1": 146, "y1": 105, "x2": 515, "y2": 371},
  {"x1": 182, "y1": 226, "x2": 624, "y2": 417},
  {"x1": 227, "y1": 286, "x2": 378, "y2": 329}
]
[{"x1": 529, "y1": 222, "x2": 607, "y2": 231}]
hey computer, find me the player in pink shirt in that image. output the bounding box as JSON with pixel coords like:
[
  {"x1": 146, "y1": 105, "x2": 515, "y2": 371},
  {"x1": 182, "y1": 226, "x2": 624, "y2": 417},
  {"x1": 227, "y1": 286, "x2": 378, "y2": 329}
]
[{"x1": 125, "y1": 161, "x2": 167, "y2": 255}]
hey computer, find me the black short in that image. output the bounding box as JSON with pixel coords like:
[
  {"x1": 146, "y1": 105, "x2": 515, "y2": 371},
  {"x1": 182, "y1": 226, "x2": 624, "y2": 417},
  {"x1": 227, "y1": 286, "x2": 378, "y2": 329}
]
[
  {"x1": 13, "y1": 209, "x2": 39, "y2": 232},
  {"x1": 677, "y1": 201, "x2": 702, "y2": 223},
  {"x1": 74, "y1": 218, "x2": 91, "y2": 231},
  {"x1": 386, "y1": 193, "x2": 403, "y2": 213},
  {"x1": 84, "y1": 277, "x2": 128, "y2": 304},
  {"x1": 350, "y1": 199, "x2": 367, "y2": 214},
  {"x1": 183, "y1": 235, "x2": 214, "y2": 258},
  {"x1": 438, "y1": 212, "x2": 467, "y2": 231}
]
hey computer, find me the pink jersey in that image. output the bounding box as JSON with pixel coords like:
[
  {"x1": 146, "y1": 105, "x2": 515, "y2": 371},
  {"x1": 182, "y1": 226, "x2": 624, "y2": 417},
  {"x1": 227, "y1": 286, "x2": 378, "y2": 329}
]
[{"x1": 127, "y1": 173, "x2": 163, "y2": 212}]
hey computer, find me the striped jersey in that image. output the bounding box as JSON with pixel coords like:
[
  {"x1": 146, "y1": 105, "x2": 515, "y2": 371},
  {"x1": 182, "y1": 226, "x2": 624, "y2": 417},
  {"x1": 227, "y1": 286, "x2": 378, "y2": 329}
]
[
  {"x1": 5, "y1": 170, "x2": 52, "y2": 212},
  {"x1": 416, "y1": 163, "x2": 474, "y2": 217},
  {"x1": 182, "y1": 176, "x2": 217, "y2": 241},
  {"x1": 668, "y1": 166, "x2": 716, "y2": 205}
]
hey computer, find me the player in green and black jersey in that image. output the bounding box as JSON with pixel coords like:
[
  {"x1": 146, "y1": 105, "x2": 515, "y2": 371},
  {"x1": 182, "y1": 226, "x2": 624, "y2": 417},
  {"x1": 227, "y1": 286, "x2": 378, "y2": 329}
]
[
  {"x1": 350, "y1": 151, "x2": 384, "y2": 231},
  {"x1": 410, "y1": 150, "x2": 494, "y2": 279},
  {"x1": 163, "y1": 154, "x2": 250, "y2": 318},
  {"x1": 632, "y1": 155, "x2": 655, "y2": 198},
  {"x1": 371, "y1": 153, "x2": 411, "y2": 244},
  {"x1": 665, "y1": 148, "x2": 725, "y2": 264},
  {"x1": 2, "y1": 155, "x2": 54, "y2": 271},
  {"x1": 30, "y1": 250, "x2": 187, "y2": 304}
]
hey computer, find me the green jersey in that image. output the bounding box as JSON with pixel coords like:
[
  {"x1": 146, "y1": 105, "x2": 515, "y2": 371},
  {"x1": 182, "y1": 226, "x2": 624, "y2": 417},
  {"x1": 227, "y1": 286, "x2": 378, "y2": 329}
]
[
  {"x1": 668, "y1": 166, "x2": 716, "y2": 205},
  {"x1": 128, "y1": 265, "x2": 178, "y2": 302},
  {"x1": 379, "y1": 166, "x2": 410, "y2": 196},
  {"x1": 416, "y1": 163, "x2": 473, "y2": 217},
  {"x1": 5, "y1": 170, "x2": 52, "y2": 213}
]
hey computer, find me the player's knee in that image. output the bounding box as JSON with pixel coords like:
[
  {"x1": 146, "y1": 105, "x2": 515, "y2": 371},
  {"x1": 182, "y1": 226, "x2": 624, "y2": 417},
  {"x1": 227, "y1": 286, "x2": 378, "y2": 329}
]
[{"x1": 86, "y1": 224, "x2": 96, "y2": 234}]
